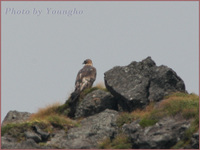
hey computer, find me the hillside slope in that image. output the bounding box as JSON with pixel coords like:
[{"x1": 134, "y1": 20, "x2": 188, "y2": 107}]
[{"x1": 1, "y1": 57, "x2": 199, "y2": 149}]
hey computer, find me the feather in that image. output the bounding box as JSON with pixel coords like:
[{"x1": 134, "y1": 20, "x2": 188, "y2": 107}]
[{"x1": 70, "y1": 59, "x2": 96, "y2": 102}]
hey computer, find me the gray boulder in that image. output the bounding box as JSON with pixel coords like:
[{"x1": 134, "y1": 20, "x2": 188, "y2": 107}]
[
  {"x1": 2, "y1": 110, "x2": 31, "y2": 126},
  {"x1": 104, "y1": 57, "x2": 186, "y2": 111},
  {"x1": 47, "y1": 109, "x2": 119, "y2": 149},
  {"x1": 190, "y1": 131, "x2": 199, "y2": 149},
  {"x1": 1, "y1": 110, "x2": 51, "y2": 149},
  {"x1": 122, "y1": 116, "x2": 191, "y2": 149},
  {"x1": 75, "y1": 89, "x2": 118, "y2": 118},
  {"x1": 1, "y1": 136, "x2": 51, "y2": 149},
  {"x1": 24, "y1": 131, "x2": 42, "y2": 143}
]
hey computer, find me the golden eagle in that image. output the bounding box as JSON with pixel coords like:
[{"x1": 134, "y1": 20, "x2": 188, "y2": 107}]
[{"x1": 70, "y1": 59, "x2": 96, "y2": 101}]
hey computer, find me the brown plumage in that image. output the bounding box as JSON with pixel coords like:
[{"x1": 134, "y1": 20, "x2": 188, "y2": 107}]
[{"x1": 70, "y1": 59, "x2": 96, "y2": 101}]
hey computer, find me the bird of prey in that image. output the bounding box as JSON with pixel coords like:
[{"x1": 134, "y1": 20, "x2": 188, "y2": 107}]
[{"x1": 70, "y1": 59, "x2": 96, "y2": 101}]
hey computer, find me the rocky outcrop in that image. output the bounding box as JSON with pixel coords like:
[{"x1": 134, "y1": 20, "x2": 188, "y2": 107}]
[
  {"x1": 2, "y1": 123, "x2": 51, "y2": 149},
  {"x1": 1, "y1": 136, "x2": 51, "y2": 149},
  {"x1": 46, "y1": 109, "x2": 118, "y2": 149},
  {"x1": 104, "y1": 57, "x2": 186, "y2": 111},
  {"x1": 122, "y1": 116, "x2": 191, "y2": 149},
  {"x1": 2, "y1": 110, "x2": 31, "y2": 126},
  {"x1": 2, "y1": 109, "x2": 118, "y2": 149},
  {"x1": 75, "y1": 89, "x2": 117, "y2": 118},
  {"x1": 190, "y1": 131, "x2": 199, "y2": 149},
  {"x1": 2, "y1": 57, "x2": 198, "y2": 149}
]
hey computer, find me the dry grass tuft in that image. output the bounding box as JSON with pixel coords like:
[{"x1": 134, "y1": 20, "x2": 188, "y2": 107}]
[
  {"x1": 95, "y1": 82, "x2": 106, "y2": 89},
  {"x1": 28, "y1": 102, "x2": 79, "y2": 130},
  {"x1": 117, "y1": 92, "x2": 199, "y2": 128},
  {"x1": 30, "y1": 102, "x2": 61, "y2": 120},
  {"x1": 159, "y1": 92, "x2": 199, "y2": 118},
  {"x1": 98, "y1": 133, "x2": 131, "y2": 149}
]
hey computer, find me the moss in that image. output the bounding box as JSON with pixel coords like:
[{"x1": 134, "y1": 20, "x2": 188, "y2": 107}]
[
  {"x1": 98, "y1": 138, "x2": 111, "y2": 149},
  {"x1": 46, "y1": 114, "x2": 78, "y2": 129},
  {"x1": 57, "y1": 86, "x2": 109, "y2": 116},
  {"x1": 56, "y1": 102, "x2": 70, "y2": 116},
  {"x1": 39, "y1": 142, "x2": 47, "y2": 147},
  {"x1": 1, "y1": 121, "x2": 47, "y2": 141},
  {"x1": 116, "y1": 112, "x2": 133, "y2": 127},
  {"x1": 160, "y1": 92, "x2": 199, "y2": 120},
  {"x1": 171, "y1": 140, "x2": 186, "y2": 149},
  {"x1": 80, "y1": 86, "x2": 109, "y2": 99},
  {"x1": 139, "y1": 117, "x2": 158, "y2": 128},
  {"x1": 80, "y1": 87, "x2": 99, "y2": 98},
  {"x1": 98, "y1": 134, "x2": 132, "y2": 149},
  {"x1": 2, "y1": 115, "x2": 79, "y2": 142},
  {"x1": 1, "y1": 123, "x2": 18, "y2": 136},
  {"x1": 183, "y1": 119, "x2": 199, "y2": 141},
  {"x1": 111, "y1": 135, "x2": 132, "y2": 149},
  {"x1": 171, "y1": 118, "x2": 199, "y2": 149},
  {"x1": 116, "y1": 92, "x2": 199, "y2": 129},
  {"x1": 2, "y1": 104, "x2": 79, "y2": 141}
]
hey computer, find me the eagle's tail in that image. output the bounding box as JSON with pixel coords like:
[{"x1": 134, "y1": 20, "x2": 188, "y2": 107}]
[{"x1": 70, "y1": 90, "x2": 80, "y2": 102}]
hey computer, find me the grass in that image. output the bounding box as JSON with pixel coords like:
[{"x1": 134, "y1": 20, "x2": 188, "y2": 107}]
[
  {"x1": 139, "y1": 117, "x2": 158, "y2": 128},
  {"x1": 1, "y1": 85, "x2": 108, "y2": 143},
  {"x1": 56, "y1": 85, "x2": 108, "y2": 116},
  {"x1": 116, "y1": 112, "x2": 133, "y2": 127},
  {"x1": 94, "y1": 82, "x2": 108, "y2": 91},
  {"x1": 98, "y1": 133, "x2": 132, "y2": 149},
  {"x1": 1, "y1": 121, "x2": 48, "y2": 141},
  {"x1": 2, "y1": 91, "x2": 198, "y2": 148},
  {"x1": 30, "y1": 103, "x2": 61, "y2": 119},
  {"x1": 160, "y1": 92, "x2": 199, "y2": 142},
  {"x1": 171, "y1": 140, "x2": 188, "y2": 149},
  {"x1": 160, "y1": 92, "x2": 199, "y2": 118},
  {"x1": 79, "y1": 84, "x2": 108, "y2": 99},
  {"x1": 30, "y1": 103, "x2": 79, "y2": 129},
  {"x1": 116, "y1": 102, "x2": 156, "y2": 128},
  {"x1": 2, "y1": 102, "x2": 79, "y2": 141},
  {"x1": 116, "y1": 92, "x2": 199, "y2": 128},
  {"x1": 115, "y1": 92, "x2": 199, "y2": 149}
]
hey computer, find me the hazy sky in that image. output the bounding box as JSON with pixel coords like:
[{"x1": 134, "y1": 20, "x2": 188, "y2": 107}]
[{"x1": 1, "y1": 1, "x2": 199, "y2": 121}]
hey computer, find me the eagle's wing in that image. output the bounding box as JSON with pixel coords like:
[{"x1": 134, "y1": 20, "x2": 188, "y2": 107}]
[
  {"x1": 75, "y1": 65, "x2": 96, "y2": 92},
  {"x1": 70, "y1": 64, "x2": 96, "y2": 103}
]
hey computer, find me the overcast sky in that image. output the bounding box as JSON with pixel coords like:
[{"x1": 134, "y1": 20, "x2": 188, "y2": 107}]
[{"x1": 1, "y1": 1, "x2": 199, "y2": 122}]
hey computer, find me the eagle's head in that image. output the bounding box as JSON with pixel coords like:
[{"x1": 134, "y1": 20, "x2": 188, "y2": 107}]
[{"x1": 83, "y1": 59, "x2": 93, "y2": 66}]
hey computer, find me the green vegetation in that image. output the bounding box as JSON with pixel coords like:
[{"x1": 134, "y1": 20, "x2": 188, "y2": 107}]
[
  {"x1": 1, "y1": 85, "x2": 107, "y2": 141},
  {"x1": 139, "y1": 117, "x2": 158, "y2": 128},
  {"x1": 30, "y1": 103, "x2": 79, "y2": 130},
  {"x1": 116, "y1": 112, "x2": 133, "y2": 127},
  {"x1": 56, "y1": 101, "x2": 70, "y2": 116},
  {"x1": 160, "y1": 92, "x2": 199, "y2": 118},
  {"x1": 1, "y1": 102, "x2": 79, "y2": 141},
  {"x1": 171, "y1": 140, "x2": 188, "y2": 149},
  {"x1": 57, "y1": 85, "x2": 108, "y2": 116},
  {"x1": 80, "y1": 85, "x2": 108, "y2": 99},
  {"x1": 115, "y1": 92, "x2": 199, "y2": 149},
  {"x1": 2, "y1": 91, "x2": 198, "y2": 149},
  {"x1": 98, "y1": 134, "x2": 132, "y2": 149},
  {"x1": 116, "y1": 92, "x2": 199, "y2": 128},
  {"x1": 1, "y1": 121, "x2": 48, "y2": 141}
]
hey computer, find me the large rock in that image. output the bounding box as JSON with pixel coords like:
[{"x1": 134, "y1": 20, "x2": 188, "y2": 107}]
[
  {"x1": 122, "y1": 116, "x2": 191, "y2": 149},
  {"x1": 190, "y1": 131, "x2": 199, "y2": 149},
  {"x1": 75, "y1": 89, "x2": 118, "y2": 118},
  {"x1": 1, "y1": 136, "x2": 51, "y2": 149},
  {"x1": 104, "y1": 57, "x2": 186, "y2": 111},
  {"x1": 47, "y1": 109, "x2": 119, "y2": 149},
  {"x1": 2, "y1": 110, "x2": 31, "y2": 126}
]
